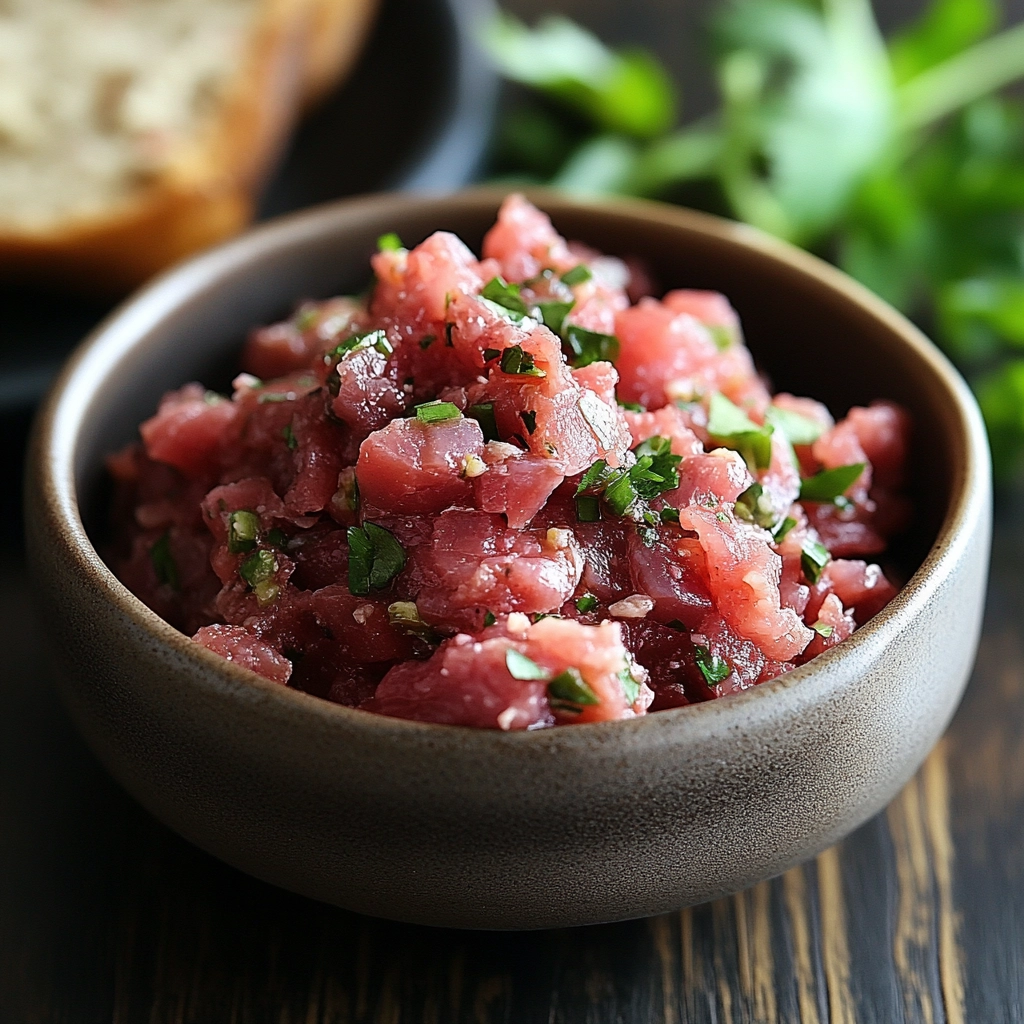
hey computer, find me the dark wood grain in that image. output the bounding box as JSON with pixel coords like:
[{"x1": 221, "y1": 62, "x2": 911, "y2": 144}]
[{"x1": 2, "y1": 498, "x2": 1021, "y2": 1023}]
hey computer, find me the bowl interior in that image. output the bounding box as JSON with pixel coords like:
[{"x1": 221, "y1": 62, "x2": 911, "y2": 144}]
[{"x1": 71, "y1": 193, "x2": 955, "y2": 585}]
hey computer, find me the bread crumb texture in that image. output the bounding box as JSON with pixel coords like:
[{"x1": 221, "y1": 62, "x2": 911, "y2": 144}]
[{"x1": 0, "y1": 0, "x2": 257, "y2": 230}]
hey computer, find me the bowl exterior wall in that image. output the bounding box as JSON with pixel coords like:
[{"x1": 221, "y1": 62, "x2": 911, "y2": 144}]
[{"x1": 26, "y1": 191, "x2": 992, "y2": 929}]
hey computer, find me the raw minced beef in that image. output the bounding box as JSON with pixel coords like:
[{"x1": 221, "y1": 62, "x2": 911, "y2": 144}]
[{"x1": 107, "y1": 195, "x2": 910, "y2": 729}]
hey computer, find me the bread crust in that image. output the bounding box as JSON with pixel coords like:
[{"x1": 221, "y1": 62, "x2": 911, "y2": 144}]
[{"x1": 0, "y1": 0, "x2": 378, "y2": 293}]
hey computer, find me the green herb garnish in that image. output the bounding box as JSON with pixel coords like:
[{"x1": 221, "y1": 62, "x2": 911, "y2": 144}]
[
  {"x1": 387, "y1": 601, "x2": 439, "y2": 642},
  {"x1": 694, "y1": 644, "x2": 731, "y2": 686},
  {"x1": 481, "y1": 275, "x2": 529, "y2": 315},
  {"x1": 150, "y1": 532, "x2": 179, "y2": 589},
  {"x1": 520, "y1": 410, "x2": 538, "y2": 434},
  {"x1": 415, "y1": 400, "x2": 462, "y2": 425},
  {"x1": 574, "y1": 436, "x2": 680, "y2": 525},
  {"x1": 733, "y1": 482, "x2": 776, "y2": 529},
  {"x1": 548, "y1": 667, "x2": 600, "y2": 712},
  {"x1": 563, "y1": 324, "x2": 619, "y2": 368},
  {"x1": 347, "y1": 523, "x2": 407, "y2": 596},
  {"x1": 282, "y1": 422, "x2": 298, "y2": 450},
  {"x1": 576, "y1": 594, "x2": 598, "y2": 613},
  {"x1": 483, "y1": 610, "x2": 496, "y2": 627},
  {"x1": 266, "y1": 528, "x2": 288, "y2": 550},
  {"x1": 800, "y1": 537, "x2": 831, "y2": 584},
  {"x1": 257, "y1": 391, "x2": 293, "y2": 404},
  {"x1": 660, "y1": 506, "x2": 680, "y2": 524},
  {"x1": 618, "y1": 400, "x2": 645, "y2": 413},
  {"x1": 239, "y1": 549, "x2": 276, "y2": 587},
  {"x1": 765, "y1": 406, "x2": 825, "y2": 446},
  {"x1": 772, "y1": 516, "x2": 797, "y2": 543},
  {"x1": 706, "y1": 392, "x2": 774, "y2": 471},
  {"x1": 227, "y1": 510, "x2": 260, "y2": 554},
  {"x1": 468, "y1": 402, "x2": 500, "y2": 441},
  {"x1": 499, "y1": 344, "x2": 546, "y2": 376},
  {"x1": 617, "y1": 665, "x2": 641, "y2": 704},
  {"x1": 799, "y1": 463, "x2": 866, "y2": 503},
  {"x1": 537, "y1": 300, "x2": 574, "y2": 334},
  {"x1": 811, "y1": 621, "x2": 835, "y2": 638},
  {"x1": 575, "y1": 494, "x2": 601, "y2": 521},
  {"x1": 561, "y1": 264, "x2": 593, "y2": 286},
  {"x1": 377, "y1": 232, "x2": 403, "y2": 252},
  {"x1": 505, "y1": 648, "x2": 550, "y2": 680},
  {"x1": 326, "y1": 329, "x2": 392, "y2": 362}
]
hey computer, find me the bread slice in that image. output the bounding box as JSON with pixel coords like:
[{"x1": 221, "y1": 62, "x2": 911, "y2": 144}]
[{"x1": 0, "y1": 0, "x2": 377, "y2": 292}]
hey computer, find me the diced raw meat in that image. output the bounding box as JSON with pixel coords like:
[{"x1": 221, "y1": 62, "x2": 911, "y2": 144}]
[{"x1": 193, "y1": 624, "x2": 292, "y2": 685}]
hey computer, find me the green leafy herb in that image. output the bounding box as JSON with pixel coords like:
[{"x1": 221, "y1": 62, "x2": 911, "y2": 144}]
[
  {"x1": 499, "y1": 344, "x2": 545, "y2": 376},
  {"x1": 800, "y1": 537, "x2": 831, "y2": 584},
  {"x1": 520, "y1": 410, "x2": 538, "y2": 434},
  {"x1": 537, "y1": 300, "x2": 574, "y2": 334},
  {"x1": 326, "y1": 329, "x2": 392, "y2": 362},
  {"x1": 227, "y1": 510, "x2": 260, "y2": 554},
  {"x1": 561, "y1": 263, "x2": 593, "y2": 286},
  {"x1": 563, "y1": 324, "x2": 619, "y2": 367},
  {"x1": 706, "y1": 392, "x2": 774, "y2": 471},
  {"x1": 481, "y1": 275, "x2": 529, "y2": 315},
  {"x1": 240, "y1": 549, "x2": 276, "y2": 587},
  {"x1": 505, "y1": 648, "x2": 550, "y2": 680},
  {"x1": 468, "y1": 402, "x2": 500, "y2": 441},
  {"x1": 811, "y1": 620, "x2": 835, "y2": 638},
  {"x1": 377, "y1": 232, "x2": 403, "y2": 251},
  {"x1": 765, "y1": 405, "x2": 825, "y2": 446},
  {"x1": 547, "y1": 667, "x2": 600, "y2": 712},
  {"x1": 576, "y1": 594, "x2": 598, "y2": 613},
  {"x1": 694, "y1": 644, "x2": 731, "y2": 686},
  {"x1": 799, "y1": 463, "x2": 865, "y2": 502},
  {"x1": 483, "y1": 610, "x2": 496, "y2": 627},
  {"x1": 618, "y1": 400, "x2": 645, "y2": 413},
  {"x1": 772, "y1": 516, "x2": 797, "y2": 543},
  {"x1": 660, "y1": 506, "x2": 680, "y2": 524},
  {"x1": 733, "y1": 482, "x2": 776, "y2": 529},
  {"x1": 150, "y1": 532, "x2": 179, "y2": 589},
  {"x1": 617, "y1": 666, "x2": 641, "y2": 704},
  {"x1": 347, "y1": 523, "x2": 406, "y2": 596},
  {"x1": 575, "y1": 436, "x2": 680, "y2": 527},
  {"x1": 575, "y1": 494, "x2": 601, "y2": 521},
  {"x1": 266, "y1": 528, "x2": 288, "y2": 550},
  {"x1": 631, "y1": 436, "x2": 682, "y2": 498},
  {"x1": 293, "y1": 306, "x2": 318, "y2": 331},
  {"x1": 416, "y1": 400, "x2": 462, "y2": 425},
  {"x1": 282, "y1": 422, "x2": 298, "y2": 450}
]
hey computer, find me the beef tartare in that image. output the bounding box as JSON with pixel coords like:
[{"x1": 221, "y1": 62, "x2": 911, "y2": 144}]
[{"x1": 107, "y1": 196, "x2": 911, "y2": 729}]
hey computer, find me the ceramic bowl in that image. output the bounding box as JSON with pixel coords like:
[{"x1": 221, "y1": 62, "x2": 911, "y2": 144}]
[{"x1": 25, "y1": 190, "x2": 991, "y2": 930}]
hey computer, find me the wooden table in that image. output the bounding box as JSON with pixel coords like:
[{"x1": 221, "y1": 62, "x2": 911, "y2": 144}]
[{"x1": 1, "y1": 496, "x2": 1020, "y2": 1023}]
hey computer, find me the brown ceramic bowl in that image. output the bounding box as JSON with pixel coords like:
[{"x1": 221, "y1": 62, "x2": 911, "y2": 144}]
[{"x1": 25, "y1": 190, "x2": 991, "y2": 930}]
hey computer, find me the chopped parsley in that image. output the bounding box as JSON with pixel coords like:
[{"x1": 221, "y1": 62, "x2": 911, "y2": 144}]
[
  {"x1": 799, "y1": 463, "x2": 865, "y2": 503},
  {"x1": 536, "y1": 300, "x2": 574, "y2": 334},
  {"x1": 377, "y1": 232, "x2": 403, "y2": 251},
  {"x1": 694, "y1": 644, "x2": 731, "y2": 686},
  {"x1": 520, "y1": 410, "x2": 538, "y2": 434},
  {"x1": 293, "y1": 306, "x2": 319, "y2": 331},
  {"x1": 239, "y1": 549, "x2": 276, "y2": 587},
  {"x1": 467, "y1": 402, "x2": 500, "y2": 441},
  {"x1": 347, "y1": 522, "x2": 406, "y2": 596},
  {"x1": 708, "y1": 324, "x2": 735, "y2": 351},
  {"x1": 387, "y1": 601, "x2": 439, "y2": 642},
  {"x1": 483, "y1": 610, "x2": 496, "y2": 627},
  {"x1": 505, "y1": 648, "x2": 549, "y2": 680},
  {"x1": 548, "y1": 667, "x2": 600, "y2": 713},
  {"x1": 575, "y1": 494, "x2": 601, "y2": 521},
  {"x1": 706, "y1": 392, "x2": 774, "y2": 471},
  {"x1": 560, "y1": 264, "x2": 592, "y2": 286},
  {"x1": 150, "y1": 532, "x2": 179, "y2": 589},
  {"x1": 480, "y1": 276, "x2": 529, "y2": 315},
  {"x1": 618, "y1": 400, "x2": 645, "y2": 413},
  {"x1": 800, "y1": 537, "x2": 831, "y2": 584},
  {"x1": 765, "y1": 405, "x2": 824, "y2": 446},
  {"x1": 617, "y1": 665, "x2": 641, "y2": 704},
  {"x1": 498, "y1": 344, "x2": 545, "y2": 377},
  {"x1": 576, "y1": 594, "x2": 598, "y2": 613},
  {"x1": 733, "y1": 482, "x2": 776, "y2": 529},
  {"x1": 227, "y1": 510, "x2": 260, "y2": 554},
  {"x1": 660, "y1": 506, "x2": 680, "y2": 524},
  {"x1": 772, "y1": 516, "x2": 797, "y2": 543},
  {"x1": 811, "y1": 621, "x2": 835, "y2": 638},
  {"x1": 415, "y1": 400, "x2": 462, "y2": 425},
  {"x1": 266, "y1": 528, "x2": 288, "y2": 550},
  {"x1": 563, "y1": 325, "x2": 619, "y2": 368},
  {"x1": 282, "y1": 422, "x2": 298, "y2": 450},
  {"x1": 325, "y1": 329, "x2": 392, "y2": 362}
]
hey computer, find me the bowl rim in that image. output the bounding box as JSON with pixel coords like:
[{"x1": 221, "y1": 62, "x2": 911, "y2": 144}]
[{"x1": 30, "y1": 187, "x2": 992, "y2": 745}]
